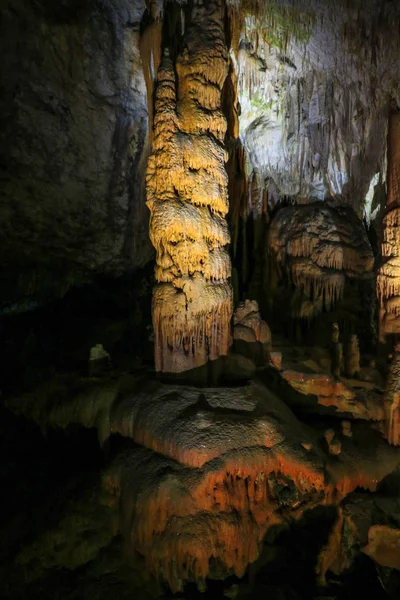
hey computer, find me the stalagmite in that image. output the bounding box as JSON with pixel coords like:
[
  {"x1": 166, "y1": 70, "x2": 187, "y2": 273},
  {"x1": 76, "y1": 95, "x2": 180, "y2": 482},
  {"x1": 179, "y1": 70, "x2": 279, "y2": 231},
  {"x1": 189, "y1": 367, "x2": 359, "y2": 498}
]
[
  {"x1": 331, "y1": 323, "x2": 343, "y2": 378},
  {"x1": 146, "y1": 0, "x2": 233, "y2": 372},
  {"x1": 345, "y1": 334, "x2": 360, "y2": 379},
  {"x1": 377, "y1": 105, "x2": 400, "y2": 338}
]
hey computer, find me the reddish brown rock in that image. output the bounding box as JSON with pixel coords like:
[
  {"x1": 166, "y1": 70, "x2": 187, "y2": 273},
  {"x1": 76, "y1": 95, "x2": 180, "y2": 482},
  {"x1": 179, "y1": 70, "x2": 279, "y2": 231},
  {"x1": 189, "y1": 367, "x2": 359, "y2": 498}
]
[
  {"x1": 270, "y1": 352, "x2": 283, "y2": 371},
  {"x1": 329, "y1": 439, "x2": 342, "y2": 456},
  {"x1": 341, "y1": 420, "x2": 352, "y2": 438},
  {"x1": 281, "y1": 370, "x2": 384, "y2": 421},
  {"x1": 324, "y1": 429, "x2": 336, "y2": 446},
  {"x1": 7, "y1": 374, "x2": 400, "y2": 593},
  {"x1": 362, "y1": 525, "x2": 400, "y2": 570}
]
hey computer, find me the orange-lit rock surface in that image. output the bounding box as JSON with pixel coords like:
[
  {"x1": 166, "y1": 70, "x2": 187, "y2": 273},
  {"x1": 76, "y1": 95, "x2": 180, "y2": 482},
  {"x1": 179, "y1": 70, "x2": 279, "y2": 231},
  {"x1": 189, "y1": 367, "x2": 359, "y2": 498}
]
[
  {"x1": 280, "y1": 370, "x2": 384, "y2": 422},
  {"x1": 269, "y1": 338, "x2": 384, "y2": 422},
  {"x1": 8, "y1": 371, "x2": 400, "y2": 592},
  {"x1": 267, "y1": 204, "x2": 374, "y2": 319},
  {"x1": 146, "y1": 0, "x2": 233, "y2": 373}
]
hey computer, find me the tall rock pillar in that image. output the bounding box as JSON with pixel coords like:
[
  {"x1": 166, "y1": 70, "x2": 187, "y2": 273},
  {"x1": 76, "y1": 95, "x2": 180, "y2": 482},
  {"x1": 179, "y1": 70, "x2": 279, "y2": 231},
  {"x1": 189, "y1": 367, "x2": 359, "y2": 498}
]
[
  {"x1": 146, "y1": 0, "x2": 233, "y2": 373},
  {"x1": 377, "y1": 105, "x2": 400, "y2": 339}
]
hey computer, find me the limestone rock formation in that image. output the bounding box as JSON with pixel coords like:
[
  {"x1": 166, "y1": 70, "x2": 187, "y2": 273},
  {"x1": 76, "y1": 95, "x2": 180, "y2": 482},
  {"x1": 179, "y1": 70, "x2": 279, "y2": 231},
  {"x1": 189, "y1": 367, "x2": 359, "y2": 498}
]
[
  {"x1": 377, "y1": 108, "x2": 400, "y2": 338},
  {"x1": 7, "y1": 371, "x2": 400, "y2": 592},
  {"x1": 345, "y1": 334, "x2": 361, "y2": 379},
  {"x1": 236, "y1": 1, "x2": 400, "y2": 213},
  {"x1": 267, "y1": 204, "x2": 374, "y2": 320},
  {"x1": 331, "y1": 323, "x2": 343, "y2": 378},
  {"x1": 233, "y1": 299, "x2": 271, "y2": 345},
  {"x1": 146, "y1": 0, "x2": 233, "y2": 372},
  {"x1": 0, "y1": 0, "x2": 151, "y2": 313},
  {"x1": 317, "y1": 491, "x2": 400, "y2": 586},
  {"x1": 362, "y1": 525, "x2": 400, "y2": 571},
  {"x1": 88, "y1": 344, "x2": 111, "y2": 377}
]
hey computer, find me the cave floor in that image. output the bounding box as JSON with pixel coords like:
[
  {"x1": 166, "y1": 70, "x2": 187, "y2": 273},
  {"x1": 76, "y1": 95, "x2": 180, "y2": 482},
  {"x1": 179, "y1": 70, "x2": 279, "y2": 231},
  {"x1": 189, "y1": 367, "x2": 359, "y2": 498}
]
[{"x1": 1, "y1": 339, "x2": 400, "y2": 599}]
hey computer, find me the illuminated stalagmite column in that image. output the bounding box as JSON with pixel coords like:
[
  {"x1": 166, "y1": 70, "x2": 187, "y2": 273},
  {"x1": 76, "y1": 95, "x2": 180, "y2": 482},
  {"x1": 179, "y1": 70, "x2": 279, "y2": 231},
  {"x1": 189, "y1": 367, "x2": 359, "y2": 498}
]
[
  {"x1": 377, "y1": 105, "x2": 400, "y2": 338},
  {"x1": 146, "y1": 0, "x2": 233, "y2": 372}
]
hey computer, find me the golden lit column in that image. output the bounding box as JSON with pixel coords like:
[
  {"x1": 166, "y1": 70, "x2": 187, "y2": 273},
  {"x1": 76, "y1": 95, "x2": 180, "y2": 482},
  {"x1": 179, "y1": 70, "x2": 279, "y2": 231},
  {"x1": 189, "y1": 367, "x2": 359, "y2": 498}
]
[
  {"x1": 377, "y1": 104, "x2": 400, "y2": 339},
  {"x1": 146, "y1": 0, "x2": 233, "y2": 373}
]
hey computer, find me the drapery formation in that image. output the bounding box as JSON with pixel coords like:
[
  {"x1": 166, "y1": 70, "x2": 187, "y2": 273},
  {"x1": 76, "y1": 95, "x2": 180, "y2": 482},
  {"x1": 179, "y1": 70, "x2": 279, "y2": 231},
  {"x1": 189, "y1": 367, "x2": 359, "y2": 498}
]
[{"x1": 146, "y1": 0, "x2": 233, "y2": 372}]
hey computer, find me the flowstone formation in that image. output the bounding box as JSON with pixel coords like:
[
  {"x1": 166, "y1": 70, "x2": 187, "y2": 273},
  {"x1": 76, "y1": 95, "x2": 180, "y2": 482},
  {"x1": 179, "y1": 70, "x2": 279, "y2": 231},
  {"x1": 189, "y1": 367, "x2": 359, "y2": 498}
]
[
  {"x1": 377, "y1": 106, "x2": 400, "y2": 339},
  {"x1": 267, "y1": 204, "x2": 374, "y2": 323},
  {"x1": 8, "y1": 370, "x2": 400, "y2": 594},
  {"x1": 146, "y1": 0, "x2": 233, "y2": 373}
]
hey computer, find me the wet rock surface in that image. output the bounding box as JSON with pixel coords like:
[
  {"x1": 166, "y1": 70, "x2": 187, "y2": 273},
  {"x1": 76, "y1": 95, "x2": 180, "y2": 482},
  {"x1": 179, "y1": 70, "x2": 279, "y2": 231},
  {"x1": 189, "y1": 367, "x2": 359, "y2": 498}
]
[
  {"x1": 0, "y1": 0, "x2": 151, "y2": 313},
  {"x1": 5, "y1": 352, "x2": 400, "y2": 595}
]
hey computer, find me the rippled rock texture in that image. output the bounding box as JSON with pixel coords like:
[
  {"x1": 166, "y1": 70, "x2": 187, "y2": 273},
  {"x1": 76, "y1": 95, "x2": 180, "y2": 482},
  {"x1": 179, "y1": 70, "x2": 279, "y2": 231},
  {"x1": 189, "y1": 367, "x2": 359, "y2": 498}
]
[
  {"x1": 146, "y1": 0, "x2": 233, "y2": 373},
  {"x1": 8, "y1": 371, "x2": 400, "y2": 592}
]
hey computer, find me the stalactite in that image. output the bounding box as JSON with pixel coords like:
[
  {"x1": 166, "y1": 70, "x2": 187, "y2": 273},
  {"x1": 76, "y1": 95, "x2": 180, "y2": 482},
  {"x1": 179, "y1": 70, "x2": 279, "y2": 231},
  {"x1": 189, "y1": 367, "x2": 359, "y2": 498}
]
[
  {"x1": 377, "y1": 106, "x2": 400, "y2": 338},
  {"x1": 267, "y1": 204, "x2": 374, "y2": 320},
  {"x1": 146, "y1": 0, "x2": 233, "y2": 373}
]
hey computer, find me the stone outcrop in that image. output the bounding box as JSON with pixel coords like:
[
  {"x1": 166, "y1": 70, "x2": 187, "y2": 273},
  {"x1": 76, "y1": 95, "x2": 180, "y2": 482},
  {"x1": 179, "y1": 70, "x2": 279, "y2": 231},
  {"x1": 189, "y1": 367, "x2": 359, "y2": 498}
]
[
  {"x1": 345, "y1": 334, "x2": 360, "y2": 379},
  {"x1": 236, "y1": 1, "x2": 400, "y2": 214},
  {"x1": 7, "y1": 372, "x2": 400, "y2": 592},
  {"x1": 0, "y1": 0, "x2": 151, "y2": 313},
  {"x1": 146, "y1": 0, "x2": 233, "y2": 373},
  {"x1": 280, "y1": 370, "x2": 384, "y2": 422},
  {"x1": 317, "y1": 492, "x2": 400, "y2": 585},
  {"x1": 267, "y1": 204, "x2": 374, "y2": 320},
  {"x1": 233, "y1": 299, "x2": 271, "y2": 345}
]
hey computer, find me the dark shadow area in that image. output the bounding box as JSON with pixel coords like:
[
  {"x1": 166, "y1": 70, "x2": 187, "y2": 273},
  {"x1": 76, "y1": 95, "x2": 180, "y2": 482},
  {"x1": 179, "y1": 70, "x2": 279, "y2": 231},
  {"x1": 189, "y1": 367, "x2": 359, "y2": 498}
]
[{"x1": 1, "y1": 264, "x2": 154, "y2": 394}]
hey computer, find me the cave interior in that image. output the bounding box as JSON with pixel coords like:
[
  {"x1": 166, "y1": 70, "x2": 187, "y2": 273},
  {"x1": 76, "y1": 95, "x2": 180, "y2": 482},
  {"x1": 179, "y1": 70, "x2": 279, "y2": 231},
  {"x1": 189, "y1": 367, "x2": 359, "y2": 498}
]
[{"x1": 2, "y1": 1, "x2": 400, "y2": 599}]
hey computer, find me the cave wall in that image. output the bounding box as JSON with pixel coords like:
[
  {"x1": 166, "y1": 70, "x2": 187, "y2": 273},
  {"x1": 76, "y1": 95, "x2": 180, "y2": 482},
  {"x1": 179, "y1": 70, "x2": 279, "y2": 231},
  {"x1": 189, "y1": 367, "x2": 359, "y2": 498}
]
[
  {"x1": 0, "y1": 0, "x2": 152, "y2": 313},
  {"x1": 228, "y1": 0, "x2": 400, "y2": 343},
  {"x1": 236, "y1": 0, "x2": 400, "y2": 215},
  {"x1": 2, "y1": 0, "x2": 400, "y2": 349}
]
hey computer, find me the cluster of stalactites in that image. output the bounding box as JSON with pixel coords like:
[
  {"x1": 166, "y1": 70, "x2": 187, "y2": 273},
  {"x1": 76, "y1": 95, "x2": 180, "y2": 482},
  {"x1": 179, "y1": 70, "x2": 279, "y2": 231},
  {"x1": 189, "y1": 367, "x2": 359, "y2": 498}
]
[
  {"x1": 146, "y1": 0, "x2": 233, "y2": 373},
  {"x1": 267, "y1": 205, "x2": 374, "y2": 320},
  {"x1": 377, "y1": 109, "x2": 400, "y2": 337}
]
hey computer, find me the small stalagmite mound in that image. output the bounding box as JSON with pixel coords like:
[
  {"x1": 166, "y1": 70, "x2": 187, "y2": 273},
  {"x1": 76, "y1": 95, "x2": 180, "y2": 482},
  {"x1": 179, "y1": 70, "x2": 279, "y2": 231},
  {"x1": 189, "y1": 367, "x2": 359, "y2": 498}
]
[
  {"x1": 232, "y1": 299, "x2": 271, "y2": 365},
  {"x1": 233, "y1": 299, "x2": 271, "y2": 345}
]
